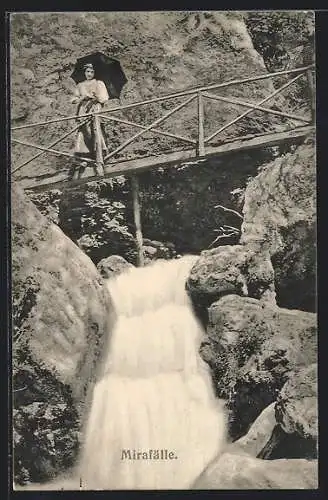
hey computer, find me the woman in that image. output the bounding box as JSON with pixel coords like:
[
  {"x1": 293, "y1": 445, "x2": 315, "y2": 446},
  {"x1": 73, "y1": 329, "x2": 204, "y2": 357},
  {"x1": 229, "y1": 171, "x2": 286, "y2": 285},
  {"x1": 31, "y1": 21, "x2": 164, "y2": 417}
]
[{"x1": 71, "y1": 63, "x2": 109, "y2": 178}]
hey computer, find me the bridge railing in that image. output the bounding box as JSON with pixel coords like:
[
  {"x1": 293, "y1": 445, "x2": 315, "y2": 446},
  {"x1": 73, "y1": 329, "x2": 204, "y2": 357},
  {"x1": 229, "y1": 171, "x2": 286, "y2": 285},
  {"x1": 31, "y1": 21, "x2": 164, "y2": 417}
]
[{"x1": 11, "y1": 64, "x2": 315, "y2": 176}]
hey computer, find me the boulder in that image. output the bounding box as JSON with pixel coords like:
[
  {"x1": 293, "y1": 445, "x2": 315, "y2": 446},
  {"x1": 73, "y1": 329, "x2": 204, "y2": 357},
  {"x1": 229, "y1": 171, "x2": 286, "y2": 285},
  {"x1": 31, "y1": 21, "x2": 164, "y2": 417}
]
[
  {"x1": 199, "y1": 294, "x2": 316, "y2": 439},
  {"x1": 192, "y1": 451, "x2": 318, "y2": 489},
  {"x1": 97, "y1": 255, "x2": 134, "y2": 279},
  {"x1": 258, "y1": 364, "x2": 318, "y2": 460},
  {"x1": 241, "y1": 142, "x2": 316, "y2": 312},
  {"x1": 187, "y1": 141, "x2": 316, "y2": 313},
  {"x1": 187, "y1": 245, "x2": 275, "y2": 308},
  {"x1": 12, "y1": 185, "x2": 116, "y2": 484},
  {"x1": 276, "y1": 364, "x2": 318, "y2": 440},
  {"x1": 232, "y1": 402, "x2": 277, "y2": 457},
  {"x1": 142, "y1": 238, "x2": 177, "y2": 264}
]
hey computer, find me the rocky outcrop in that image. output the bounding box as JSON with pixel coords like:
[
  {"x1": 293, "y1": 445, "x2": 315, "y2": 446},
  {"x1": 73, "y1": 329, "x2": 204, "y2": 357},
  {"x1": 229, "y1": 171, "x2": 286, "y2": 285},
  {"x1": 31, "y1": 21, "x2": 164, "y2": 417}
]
[
  {"x1": 186, "y1": 142, "x2": 315, "y2": 311},
  {"x1": 258, "y1": 364, "x2": 318, "y2": 460},
  {"x1": 198, "y1": 294, "x2": 316, "y2": 439},
  {"x1": 276, "y1": 364, "x2": 317, "y2": 440},
  {"x1": 192, "y1": 451, "x2": 318, "y2": 489},
  {"x1": 185, "y1": 140, "x2": 316, "y2": 452},
  {"x1": 241, "y1": 141, "x2": 316, "y2": 312},
  {"x1": 230, "y1": 363, "x2": 318, "y2": 460},
  {"x1": 187, "y1": 245, "x2": 275, "y2": 308},
  {"x1": 12, "y1": 185, "x2": 116, "y2": 484},
  {"x1": 142, "y1": 238, "x2": 177, "y2": 264},
  {"x1": 232, "y1": 402, "x2": 277, "y2": 457},
  {"x1": 97, "y1": 255, "x2": 134, "y2": 278}
]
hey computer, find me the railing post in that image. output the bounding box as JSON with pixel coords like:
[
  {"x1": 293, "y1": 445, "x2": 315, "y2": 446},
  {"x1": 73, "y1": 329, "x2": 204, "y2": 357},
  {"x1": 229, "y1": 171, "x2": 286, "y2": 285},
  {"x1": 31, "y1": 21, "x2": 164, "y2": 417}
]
[
  {"x1": 197, "y1": 91, "x2": 205, "y2": 156},
  {"x1": 131, "y1": 174, "x2": 144, "y2": 267},
  {"x1": 93, "y1": 113, "x2": 105, "y2": 176},
  {"x1": 306, "y1": 68, "x2": 315, "y2": 124}
]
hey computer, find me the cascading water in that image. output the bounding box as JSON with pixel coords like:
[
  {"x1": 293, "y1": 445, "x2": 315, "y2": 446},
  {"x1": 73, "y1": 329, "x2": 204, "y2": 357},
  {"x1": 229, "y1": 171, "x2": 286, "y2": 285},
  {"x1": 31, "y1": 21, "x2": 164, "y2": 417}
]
[{"x1": 78, "y1": 255, "x2": 227, "y2": 490}]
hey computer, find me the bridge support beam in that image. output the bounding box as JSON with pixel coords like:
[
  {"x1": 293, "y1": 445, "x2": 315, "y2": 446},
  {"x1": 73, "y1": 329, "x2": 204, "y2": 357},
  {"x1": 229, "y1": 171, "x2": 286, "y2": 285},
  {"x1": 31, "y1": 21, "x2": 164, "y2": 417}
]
[
  {"x1": 131, "y1": 174, "x2": 144, "y2": 267},
  {"x1": 197, "y1": 92, "x2": 205, "y2": 157},
  {"x1": 93, "y1": 113, "x2": 105, "y2": 177},
  {"x1": 306, "y1": 69, "x2": 315, "y2": 123}
]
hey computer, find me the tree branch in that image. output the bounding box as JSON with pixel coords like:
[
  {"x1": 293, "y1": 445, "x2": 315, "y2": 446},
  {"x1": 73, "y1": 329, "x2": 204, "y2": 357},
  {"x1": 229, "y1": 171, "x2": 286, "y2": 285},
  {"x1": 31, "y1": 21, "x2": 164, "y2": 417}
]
[
  {"x1": 208, "y1": 231, "x2": 239, "y2": 248},
  {"x1": 214, "y1": 204, "x2": 244, "y2": 220}
]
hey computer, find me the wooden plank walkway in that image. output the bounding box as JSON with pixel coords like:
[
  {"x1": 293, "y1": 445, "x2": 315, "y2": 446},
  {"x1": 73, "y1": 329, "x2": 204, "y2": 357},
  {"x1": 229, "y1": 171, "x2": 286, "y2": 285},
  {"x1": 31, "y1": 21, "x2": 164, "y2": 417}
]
[{"x1": 17, "y1": 125, "x2": 314, "y2": 193}]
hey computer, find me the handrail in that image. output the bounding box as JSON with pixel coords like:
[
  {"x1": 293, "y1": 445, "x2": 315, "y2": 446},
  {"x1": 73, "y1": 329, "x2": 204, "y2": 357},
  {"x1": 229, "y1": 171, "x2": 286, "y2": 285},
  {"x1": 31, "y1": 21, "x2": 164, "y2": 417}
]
[
  {"x1": 99, "y1": 65, "x2": 313, "y2": 116},
  {"x1": 12, "y1": 138, "x2": 95, "y2": 163},
  {"x1": 202, "y1": 91, "x2": 310, "y2": 124},
  {"x1": 11, "y1": 65, "x2": 313, "y2": 131},
  {"x1": 11, "y1": 64, "x2": 314, "y2": 174},
  {"x1": 12, "y1": 118, "x2": 91, "y2": 174},
  {"x1": 205, "y1": 72, "x2": 305, "y2": 143},
  {"x1": 103, "y1": 95, "x2": 197, "y2": 161},
  {"x1": 98, "y1": 114, "x2": 196, "y2": 145}
]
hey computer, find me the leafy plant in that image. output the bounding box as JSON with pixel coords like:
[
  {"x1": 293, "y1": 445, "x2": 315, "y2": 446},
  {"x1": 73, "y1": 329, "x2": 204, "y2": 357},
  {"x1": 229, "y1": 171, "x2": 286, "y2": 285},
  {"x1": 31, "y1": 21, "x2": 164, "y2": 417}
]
[{"x1": 76, "y1": 190, "x2": 135, "y2": 263}]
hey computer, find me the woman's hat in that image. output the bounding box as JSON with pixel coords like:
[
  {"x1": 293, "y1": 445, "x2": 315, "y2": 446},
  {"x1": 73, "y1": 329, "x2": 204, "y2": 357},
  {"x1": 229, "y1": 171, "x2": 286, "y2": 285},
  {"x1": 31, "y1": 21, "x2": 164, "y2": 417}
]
[{"x1": 83, "y1": 63, "x2": 94, "y2": 70}]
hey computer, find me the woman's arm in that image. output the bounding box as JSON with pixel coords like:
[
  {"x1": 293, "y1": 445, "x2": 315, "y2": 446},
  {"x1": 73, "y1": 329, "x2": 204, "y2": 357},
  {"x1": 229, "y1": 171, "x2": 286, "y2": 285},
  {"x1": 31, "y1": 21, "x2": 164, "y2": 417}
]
[
  {"x1": 71, "y1": 85, "x2": 81, "y2": 104},
  {"x1": 96, "y1": 80, "x2": 110, "y2": 104}
]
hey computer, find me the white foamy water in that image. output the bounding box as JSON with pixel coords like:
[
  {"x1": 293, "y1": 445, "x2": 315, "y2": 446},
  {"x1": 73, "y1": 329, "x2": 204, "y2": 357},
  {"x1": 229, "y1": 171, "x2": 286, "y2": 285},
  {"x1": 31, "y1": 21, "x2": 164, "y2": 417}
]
[{"x1": 76, "y1": 256, "x2": 226, "y2": 490}]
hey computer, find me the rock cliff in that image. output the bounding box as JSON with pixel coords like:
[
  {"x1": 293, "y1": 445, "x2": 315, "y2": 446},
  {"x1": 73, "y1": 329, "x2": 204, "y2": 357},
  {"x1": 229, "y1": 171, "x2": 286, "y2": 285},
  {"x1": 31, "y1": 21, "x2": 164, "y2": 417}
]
[
  {"x1": 186, "y1": 140, "x2": 316, "y2": 460},
  {"x1": 12, "y1": 185, "x2": 116, "y2": 484}
]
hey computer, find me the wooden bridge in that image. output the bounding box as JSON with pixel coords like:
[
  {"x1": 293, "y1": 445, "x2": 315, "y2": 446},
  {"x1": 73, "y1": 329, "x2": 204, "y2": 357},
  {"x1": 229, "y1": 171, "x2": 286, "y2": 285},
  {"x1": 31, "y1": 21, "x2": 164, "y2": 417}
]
[{"x1": 11, "y1": 64, "x2": 315, "y2": 265}]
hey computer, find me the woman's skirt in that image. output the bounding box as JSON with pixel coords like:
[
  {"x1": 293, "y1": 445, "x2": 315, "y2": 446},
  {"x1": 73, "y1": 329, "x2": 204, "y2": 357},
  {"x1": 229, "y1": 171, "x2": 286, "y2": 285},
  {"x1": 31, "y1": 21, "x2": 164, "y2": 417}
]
[{"x1": 74, "y1": 99, "x2": 108, "y2": 161}]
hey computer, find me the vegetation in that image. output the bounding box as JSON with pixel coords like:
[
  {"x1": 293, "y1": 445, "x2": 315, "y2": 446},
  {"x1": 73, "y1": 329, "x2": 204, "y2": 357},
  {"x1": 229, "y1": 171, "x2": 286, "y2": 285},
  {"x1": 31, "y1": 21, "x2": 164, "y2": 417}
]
[{"x1": 245, "y1": 11, "x2": 314, "y2": 67}]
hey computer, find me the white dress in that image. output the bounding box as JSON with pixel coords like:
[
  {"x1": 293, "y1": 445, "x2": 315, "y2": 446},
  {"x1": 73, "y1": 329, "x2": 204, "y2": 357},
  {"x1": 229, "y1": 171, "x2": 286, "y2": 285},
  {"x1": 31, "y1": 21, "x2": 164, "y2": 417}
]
[{"x1": 73, "y1": 79, "x2": 109, "y2": 158}]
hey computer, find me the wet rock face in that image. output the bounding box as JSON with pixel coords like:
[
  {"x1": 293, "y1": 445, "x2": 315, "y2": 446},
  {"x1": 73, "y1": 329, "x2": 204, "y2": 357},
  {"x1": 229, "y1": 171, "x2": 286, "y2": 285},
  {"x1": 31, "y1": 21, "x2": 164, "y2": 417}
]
[
  {"x1": 12, "y1": 185, "x2": 116, "y2": 484},
  {"x1": 199, "y1": 295, "x2": 316, "y2": 440}
]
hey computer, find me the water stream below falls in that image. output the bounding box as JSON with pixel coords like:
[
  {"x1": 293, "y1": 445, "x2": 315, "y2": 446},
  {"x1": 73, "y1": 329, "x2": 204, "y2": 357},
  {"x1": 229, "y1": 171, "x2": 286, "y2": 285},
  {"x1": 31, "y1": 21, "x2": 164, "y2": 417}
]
[{"x1": 77, "y1": 256, "x2": 227, "y2": 489}]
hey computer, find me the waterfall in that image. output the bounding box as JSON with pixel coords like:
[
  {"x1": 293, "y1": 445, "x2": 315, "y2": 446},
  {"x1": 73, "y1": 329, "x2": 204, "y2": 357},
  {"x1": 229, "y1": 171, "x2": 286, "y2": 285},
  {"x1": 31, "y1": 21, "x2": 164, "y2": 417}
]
[{"x1": 77, "y1": 255, "x2": 226, "y2": 490}]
